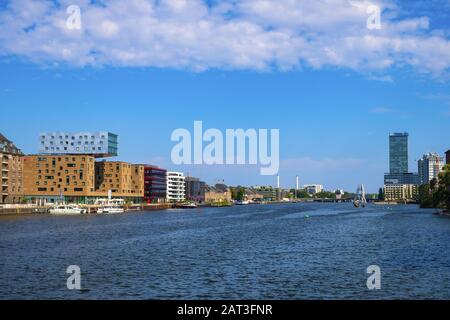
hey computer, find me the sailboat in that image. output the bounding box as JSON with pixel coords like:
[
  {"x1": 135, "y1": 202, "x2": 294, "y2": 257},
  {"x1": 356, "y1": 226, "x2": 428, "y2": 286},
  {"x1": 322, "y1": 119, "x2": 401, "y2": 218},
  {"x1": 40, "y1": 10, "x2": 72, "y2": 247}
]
[{"x1": 353, "y1": 184, "x2": 367, "y2": 208}]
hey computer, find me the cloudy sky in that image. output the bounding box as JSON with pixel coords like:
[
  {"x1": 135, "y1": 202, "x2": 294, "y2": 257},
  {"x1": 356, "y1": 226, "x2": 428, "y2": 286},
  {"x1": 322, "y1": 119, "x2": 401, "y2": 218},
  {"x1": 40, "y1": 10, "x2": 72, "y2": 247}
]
[{"x1": 1, "y1": 0, "x2": 450, "y2": 192}]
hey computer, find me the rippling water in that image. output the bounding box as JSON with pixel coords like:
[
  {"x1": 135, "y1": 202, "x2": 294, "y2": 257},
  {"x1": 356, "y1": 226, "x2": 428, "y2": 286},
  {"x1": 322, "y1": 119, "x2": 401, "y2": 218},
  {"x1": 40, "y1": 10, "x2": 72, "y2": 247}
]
[{"x1": 1, "y1": 203, "x2": 450, "y2": 300}]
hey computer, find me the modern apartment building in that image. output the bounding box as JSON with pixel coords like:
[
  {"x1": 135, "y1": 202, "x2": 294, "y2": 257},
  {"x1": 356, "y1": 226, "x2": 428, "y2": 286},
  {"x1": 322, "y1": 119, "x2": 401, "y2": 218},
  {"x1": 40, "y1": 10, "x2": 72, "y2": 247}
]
[
  {"x1": 166, "y1": 172, "x2": 185, "y2": 202},
  {"x1": 185, "y1": 177, "x2": 206, "y2": 203},
  {"x1": 95, "y1": 161, "x2": 144, "y2": 201},
  {"x1": 418, "y1": 152, "x2": 444, "y2": 185},
  {"x1": 389, "y1": 132, "x2": 409, "y2": 174},
  {"x1": 384, "y1": 184, "x2": 418, "y2": 202},
  {"x1": 446, "y1": 150, "x2": 450, "y2": 165},
  {"x1": 39, "y1": 132, "x2": 118, "y2": 157},
  {"x1": 0, "y1": 134, "x2": 24, "y2": 204},
  {"x1": 23, "y1": 155, "x2": 96, "y2": 203},
  {"x1": 143, "y1": 165, "x2": 167, "y2": 203},
  {"x1": 23, "y1": 155, "x2": 143, "y2": 203}
]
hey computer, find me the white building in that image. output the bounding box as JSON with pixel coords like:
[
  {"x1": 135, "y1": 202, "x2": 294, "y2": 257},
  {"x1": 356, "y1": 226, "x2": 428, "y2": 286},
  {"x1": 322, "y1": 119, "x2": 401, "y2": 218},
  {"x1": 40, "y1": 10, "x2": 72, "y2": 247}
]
[
  {"x1": 418, "y1": 153, "x2": 444, "y2": 185},
  {"x1": 303, "y1": 184, "x2": 324, "y2": 195},
  {"x1": 384, "y1": 184, "x2": 418, "y2": 201},
  {"x1": 166, "y1": 172, "x2": 186, "y2": 202}
]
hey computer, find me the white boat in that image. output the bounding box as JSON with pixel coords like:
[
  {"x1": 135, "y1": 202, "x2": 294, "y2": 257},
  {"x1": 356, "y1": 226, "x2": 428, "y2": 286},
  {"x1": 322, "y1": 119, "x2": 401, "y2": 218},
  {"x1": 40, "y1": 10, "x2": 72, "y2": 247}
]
[
  {"x1": 235, "y1": 200, "x2": 250, "y2": 205},
  {"x1": 97, "y1": 206, "x2": 124, "y2": 214},
  {"x1": 95, "y1": 198, "x2": 125, "y2": 214},
  {"x1": 49, "y1": 204, "x2": 86, "y2": 215},
  {"x1": 176, "y1": 202, "x2": 198, "y2": 209}
]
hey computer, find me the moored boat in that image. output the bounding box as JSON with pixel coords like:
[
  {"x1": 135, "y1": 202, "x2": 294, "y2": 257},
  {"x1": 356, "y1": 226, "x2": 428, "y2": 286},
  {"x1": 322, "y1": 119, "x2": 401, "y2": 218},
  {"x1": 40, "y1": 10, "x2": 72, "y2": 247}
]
[{"x1": 49, "y1": 204, "x2": 86, "y2": 215}]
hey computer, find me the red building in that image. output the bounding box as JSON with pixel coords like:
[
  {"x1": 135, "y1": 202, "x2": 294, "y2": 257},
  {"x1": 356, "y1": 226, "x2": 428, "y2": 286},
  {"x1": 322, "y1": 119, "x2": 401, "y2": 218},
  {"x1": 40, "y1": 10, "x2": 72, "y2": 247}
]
[{"x1": 143, "y1": 165, "x2": 167, "y2": 203}]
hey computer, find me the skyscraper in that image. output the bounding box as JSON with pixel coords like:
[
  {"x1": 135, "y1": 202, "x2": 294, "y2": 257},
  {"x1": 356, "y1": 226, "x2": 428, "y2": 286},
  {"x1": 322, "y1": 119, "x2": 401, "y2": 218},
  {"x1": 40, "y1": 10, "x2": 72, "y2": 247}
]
[
  {"x1": 384, "y1": 132, "x2": 419, "y2": 200},
  {"x1": 389, "y1": 132, "x2": 409, "y2": 174}
]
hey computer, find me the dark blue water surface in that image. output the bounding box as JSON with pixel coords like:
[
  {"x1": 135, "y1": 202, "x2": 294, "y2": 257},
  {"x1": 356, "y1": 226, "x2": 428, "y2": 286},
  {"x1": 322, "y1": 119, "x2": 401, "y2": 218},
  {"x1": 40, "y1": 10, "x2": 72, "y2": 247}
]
[{"x1": 1, "y1": 203, "x2": 450, "y2": 300}]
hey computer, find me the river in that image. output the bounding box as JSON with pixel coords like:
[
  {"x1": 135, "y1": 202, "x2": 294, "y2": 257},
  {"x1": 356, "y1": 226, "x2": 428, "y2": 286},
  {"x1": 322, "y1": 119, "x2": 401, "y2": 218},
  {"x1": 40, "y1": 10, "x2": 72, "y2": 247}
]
[{"x1": 1, "y1": 203, "x2": 450, "y2": 299}]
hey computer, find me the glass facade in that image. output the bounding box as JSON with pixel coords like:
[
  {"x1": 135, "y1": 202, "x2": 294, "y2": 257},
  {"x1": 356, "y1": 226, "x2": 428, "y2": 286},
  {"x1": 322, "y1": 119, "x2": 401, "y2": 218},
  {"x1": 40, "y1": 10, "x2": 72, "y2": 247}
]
[
  {"x1": 389, "y1": 133, "x2": 408, "y2": 174},
  {"x1": 143, "y1": 166, "x2": 167, "y2": 203},
  {"x1": 39, "y1": 132, "x2": 118, "y2": 158}
]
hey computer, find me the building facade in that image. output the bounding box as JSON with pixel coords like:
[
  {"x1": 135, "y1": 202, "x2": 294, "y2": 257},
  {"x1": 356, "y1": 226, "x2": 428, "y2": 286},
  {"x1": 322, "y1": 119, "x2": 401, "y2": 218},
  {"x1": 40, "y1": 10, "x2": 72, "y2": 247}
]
[
  {"x1": 166, "y1": 172, "x2": 185, "y2": 202},
  {"x1": 205, "y1": 184, "x2": 232, "y2": 204},
  {"x1": 143, "y1": 165, "x2": 167, "y2": 203},
  {"x1": 185, "y1": 177, "x2": 206, "y2": 203},
  {"x1": 39, "y1": 132, "x2": 118, "y2": 158},
  {"x1": 303, "y1": 184, "x2": 324, "y2": 195},
  {"x1": 23, "y1": 155, "x2": 96, "y2": 203},
  {"x1": 418, "y1": 152, "x2": 444, "y2": 185},
  {"x1": 253, "y1": 186, "x2": 278, "y2": 201},
  {"x1": 384, "y1": 184, "x2": 418, "y2": 202},
  {"x1": 446, "y1": 150, "x2": 450, "y2": 165},
  {"x1": 0, "y1": 134, "x2": 24, "y2": 204},
  {"x1": 384, "y1": 173, "x2": 420, "y2": 185},
  {"x1": 23, "y1": 156, "x2": 143, "y2": 203},
  {"x1": 389, "y1": 132, "x2": 409, "y2": 174},
  {"x1": 95, "y1": 161, "x2": 144, "y2": 201}
]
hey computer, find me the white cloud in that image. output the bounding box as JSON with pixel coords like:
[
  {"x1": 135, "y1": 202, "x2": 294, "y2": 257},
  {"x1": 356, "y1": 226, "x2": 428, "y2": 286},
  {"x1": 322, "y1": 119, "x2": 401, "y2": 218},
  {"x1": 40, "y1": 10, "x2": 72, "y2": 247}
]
[{"x1": 0, "y1": 0, "x2": 449, "y2": 77}]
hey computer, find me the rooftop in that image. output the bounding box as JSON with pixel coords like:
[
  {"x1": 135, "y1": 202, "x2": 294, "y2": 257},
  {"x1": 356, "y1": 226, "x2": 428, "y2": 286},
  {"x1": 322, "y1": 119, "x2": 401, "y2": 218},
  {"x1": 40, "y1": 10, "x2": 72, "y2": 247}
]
[{"x1": 0, "y1": 133, "x2": 23, "y2": 156}]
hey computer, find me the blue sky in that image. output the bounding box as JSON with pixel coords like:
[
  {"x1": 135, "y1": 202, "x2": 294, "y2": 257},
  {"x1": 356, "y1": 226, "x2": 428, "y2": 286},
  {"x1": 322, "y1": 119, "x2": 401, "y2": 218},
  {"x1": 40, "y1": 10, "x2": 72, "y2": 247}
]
[{"x1": 1, "y1": 0, "x2": 450, "y2": 192}]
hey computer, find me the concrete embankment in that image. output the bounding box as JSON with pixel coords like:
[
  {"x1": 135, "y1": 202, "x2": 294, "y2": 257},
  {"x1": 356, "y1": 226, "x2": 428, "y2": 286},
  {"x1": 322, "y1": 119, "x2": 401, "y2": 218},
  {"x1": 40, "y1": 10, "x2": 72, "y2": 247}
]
[{"x1": 0, "y1": 203, "x2": 174, "y2": 215}]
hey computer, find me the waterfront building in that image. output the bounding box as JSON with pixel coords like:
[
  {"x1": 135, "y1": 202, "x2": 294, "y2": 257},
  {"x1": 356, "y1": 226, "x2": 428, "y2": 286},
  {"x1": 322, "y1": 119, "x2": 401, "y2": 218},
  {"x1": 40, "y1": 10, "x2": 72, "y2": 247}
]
[
  {"x1": 143, "y1": 165, "x2": 167, "y2": 204},
  {"x1": 384, "y1": 184, "x2": 418, "y2": 202},
  {"x1": 185, "y1": 177, "x2": 206, "y2": 203},
  {"x1": 245, "y1": 188, "x2": 265, "y2": 202},
  {"x1": 39, "y1": 132, "x2": 118, "y2": 158},
  {"x1": 0, "y1": 134, "x2": 24, "y2": 204},
  {"x1": 253, "y1": 186, "x2": 278, "y2": 201},
  {"x1": 23, "y1": 155, "x2": 143, "y2": 203},
  {"x1": 389, "y1": 132, "x2": 409, "y2": 174},
  {"x1": 446, "y1": 150, "x2": 450, "y2": 165},
  {"x1": 23, "y1": 155, "x2": 96, "y2": 203},
  {"x1": 205, "y1": 183, "x2": 232, "y2": 204},
  {"x1": 418, "y1": 153, "x2": 444, "y2": 185},
  {"x1": 95, "y1": 161, "x2": 144, "y2": 201},
  {"x1": 303, "y1": 184, "x2": 324, "y2": 195},
  {"x1": 166, "y1": 172, "x2": 186, "y2": 202}
]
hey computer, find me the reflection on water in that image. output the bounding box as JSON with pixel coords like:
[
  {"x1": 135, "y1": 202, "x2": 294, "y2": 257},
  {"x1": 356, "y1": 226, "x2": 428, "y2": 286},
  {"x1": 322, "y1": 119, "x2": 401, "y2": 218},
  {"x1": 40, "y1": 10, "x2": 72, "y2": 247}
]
[{"x1": 1, "y1": 203, "x2": 450, "y2": 300}]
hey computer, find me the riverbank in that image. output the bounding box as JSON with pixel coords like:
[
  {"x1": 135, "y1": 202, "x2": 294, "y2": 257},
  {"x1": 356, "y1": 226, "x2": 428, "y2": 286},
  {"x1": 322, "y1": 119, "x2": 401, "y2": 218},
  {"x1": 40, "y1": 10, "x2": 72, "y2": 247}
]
[{"x1": 0, "y1": 203, "x2": 173, "y2": 215}]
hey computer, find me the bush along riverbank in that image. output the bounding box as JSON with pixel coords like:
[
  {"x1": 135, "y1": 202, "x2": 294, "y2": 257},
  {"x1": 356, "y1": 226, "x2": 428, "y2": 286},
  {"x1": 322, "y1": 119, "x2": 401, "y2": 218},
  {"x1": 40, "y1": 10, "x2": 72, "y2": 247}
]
[{"x1": 418, "y1": 164, "x2": 450, "y2": 213}]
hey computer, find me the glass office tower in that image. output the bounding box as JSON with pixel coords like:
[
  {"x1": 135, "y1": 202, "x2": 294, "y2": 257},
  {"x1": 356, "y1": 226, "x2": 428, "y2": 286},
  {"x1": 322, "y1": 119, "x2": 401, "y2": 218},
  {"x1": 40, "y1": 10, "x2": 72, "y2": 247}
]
[{"x1": 389, "y1": 132, "x2": 409, "y2": 174}]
